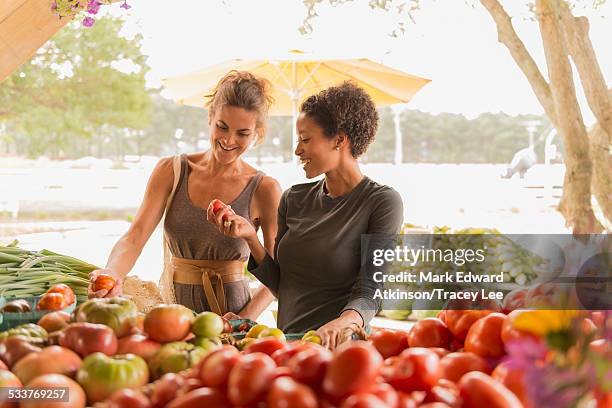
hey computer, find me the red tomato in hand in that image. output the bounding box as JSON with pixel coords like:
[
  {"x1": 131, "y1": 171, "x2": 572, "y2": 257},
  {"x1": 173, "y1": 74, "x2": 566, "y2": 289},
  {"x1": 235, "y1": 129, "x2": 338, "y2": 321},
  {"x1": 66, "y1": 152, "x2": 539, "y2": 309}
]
[
  {"x1": 210, "y1": 199, "x2": 230, "y2": 222},
  {"x1": 459, "y1": 372, "x2": 523, "y2": 408},
  {"x1": 369, "y1": 329, "x2": 409, "y2": 359},
  {"x1": 268, "y1": 377, "x2": 318, "y2": 408},
  {"x1": 94, "y1": 273, "x2": 117, "y2": 293},
  {"x1": 439, "y1": 352, "x2": 490, "y2": 382},
  {"x1": 47, "y1": 284, "x2": 76, "y2": 305},
  {"x1": 227, "y1": 352, "x2": 276, "y2": 407},
  {"x1": 384, "y1": 347, "x2": 441, "y2": 392},
  {"x1": 464, "y1": 313, "x2": 507, "y2": 358},
  {"x1": 322, "y1": 341, "x2": 383, "y2": 399},
  {"x1": 408, "y1": 318, "x2": 452, "y2": 349},
  {"x1": 36, "y1": 292, "x2": 68, "y2": 311},
  {"x1": 211, "y1": 199, "x2": 224, "y2": 214}
]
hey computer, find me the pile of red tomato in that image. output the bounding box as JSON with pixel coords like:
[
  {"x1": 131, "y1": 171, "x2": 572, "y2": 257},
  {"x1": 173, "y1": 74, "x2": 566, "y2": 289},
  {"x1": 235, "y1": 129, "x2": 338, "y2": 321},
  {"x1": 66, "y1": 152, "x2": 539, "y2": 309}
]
[
  {"x1": 92, "y1": 305, "x2": 608, "y2": 408},
  {"x1": 1, "y1": 290, "x2": 609, "y2": 408}
]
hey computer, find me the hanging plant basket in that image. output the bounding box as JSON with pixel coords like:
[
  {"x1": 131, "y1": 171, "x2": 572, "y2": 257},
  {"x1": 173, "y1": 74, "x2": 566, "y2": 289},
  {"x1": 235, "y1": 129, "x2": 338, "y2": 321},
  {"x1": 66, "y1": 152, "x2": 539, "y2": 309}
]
[{"x1": 51, "y1": 0, "x2": 130, "y2": 27}]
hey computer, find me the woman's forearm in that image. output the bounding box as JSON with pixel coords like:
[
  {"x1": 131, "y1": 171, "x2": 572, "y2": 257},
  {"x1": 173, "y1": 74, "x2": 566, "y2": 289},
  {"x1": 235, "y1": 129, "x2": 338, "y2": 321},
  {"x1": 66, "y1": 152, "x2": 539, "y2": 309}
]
[
  {"x1": 239, "y1": 285, "x2": 275, "y2": 320},
  {"x1": 245, "y1": 233, "x2": 268, "y2": 265},
  {"x1": 104, "y1": 234, "x2": 144, "y2": 279}
]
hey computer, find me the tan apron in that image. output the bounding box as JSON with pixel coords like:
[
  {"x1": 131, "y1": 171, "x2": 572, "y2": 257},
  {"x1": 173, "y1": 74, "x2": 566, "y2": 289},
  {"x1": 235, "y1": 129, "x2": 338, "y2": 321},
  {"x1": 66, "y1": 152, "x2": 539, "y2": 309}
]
[{"x1": 171, "y1": 257, "x2": 244, "y2": 315}]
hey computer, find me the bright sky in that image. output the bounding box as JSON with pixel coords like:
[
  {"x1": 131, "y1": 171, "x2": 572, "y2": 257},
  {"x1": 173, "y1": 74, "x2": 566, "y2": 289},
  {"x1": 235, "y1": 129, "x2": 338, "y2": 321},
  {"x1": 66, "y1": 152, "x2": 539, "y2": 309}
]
[{"x1": 117, "y1": 0, "x2": 612, "y2": 121}]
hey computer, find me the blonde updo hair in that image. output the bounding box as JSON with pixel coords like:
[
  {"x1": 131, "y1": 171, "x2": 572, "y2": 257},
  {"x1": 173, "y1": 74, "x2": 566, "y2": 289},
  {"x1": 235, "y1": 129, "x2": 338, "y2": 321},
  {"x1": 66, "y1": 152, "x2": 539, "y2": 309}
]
[{"x1": 205, "y1": 71, "x2": 274, "y2": 145}]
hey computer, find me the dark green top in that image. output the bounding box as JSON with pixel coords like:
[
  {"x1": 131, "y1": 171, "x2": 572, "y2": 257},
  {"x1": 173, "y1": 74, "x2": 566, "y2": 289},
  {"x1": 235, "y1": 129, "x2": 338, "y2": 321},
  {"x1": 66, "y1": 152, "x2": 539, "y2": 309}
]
[{"x1": 249, "y1": 176, "x2": 403, "y2": 333}]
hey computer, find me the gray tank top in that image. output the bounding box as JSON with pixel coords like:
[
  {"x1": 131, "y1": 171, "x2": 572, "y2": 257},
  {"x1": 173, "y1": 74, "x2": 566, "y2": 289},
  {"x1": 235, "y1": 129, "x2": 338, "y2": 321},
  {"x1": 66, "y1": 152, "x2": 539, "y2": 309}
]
[{"x1": 164, "y1": 154, "x2": 264, "y2": 262}]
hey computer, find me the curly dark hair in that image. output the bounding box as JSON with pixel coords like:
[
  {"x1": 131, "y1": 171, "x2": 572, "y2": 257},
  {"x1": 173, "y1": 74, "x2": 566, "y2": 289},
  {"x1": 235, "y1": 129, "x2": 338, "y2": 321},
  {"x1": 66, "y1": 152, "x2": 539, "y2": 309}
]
[{"x1": 300, "y1": 81, "x2": 379, "y2": 158}]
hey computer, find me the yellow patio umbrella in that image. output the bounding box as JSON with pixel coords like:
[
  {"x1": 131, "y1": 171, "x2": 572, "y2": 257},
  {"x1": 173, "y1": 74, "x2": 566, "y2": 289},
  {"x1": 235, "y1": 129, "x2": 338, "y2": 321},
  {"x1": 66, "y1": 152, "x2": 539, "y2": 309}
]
[{"x1": 162, "y1": 50, "x2": 430, "y2": 162}]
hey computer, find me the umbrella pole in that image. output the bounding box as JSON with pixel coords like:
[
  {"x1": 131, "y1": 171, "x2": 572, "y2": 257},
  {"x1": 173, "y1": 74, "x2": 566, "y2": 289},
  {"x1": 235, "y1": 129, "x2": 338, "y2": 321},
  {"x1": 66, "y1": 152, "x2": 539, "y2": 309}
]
[
  {"x1": 392, "y1": 104, "x2": 404, "y2": 165},
  {"x1": 291, "y1": 95, "x2": 299, "y2": 164},
  {"x1": 291, "y1": 61, "x2": 299, "y2": 165}
]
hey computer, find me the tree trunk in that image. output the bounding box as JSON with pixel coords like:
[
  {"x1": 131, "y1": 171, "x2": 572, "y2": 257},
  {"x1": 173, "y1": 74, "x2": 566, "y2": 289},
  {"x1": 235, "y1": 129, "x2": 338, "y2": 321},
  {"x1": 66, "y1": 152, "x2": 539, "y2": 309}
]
[
  {"x1": 480, "y1": 0, "x2": 606, "y2": 232},
  {"x1": 589, "y1": 124, "x2": 612, "y2": 224},
  {"x1": 536, "y1": 0, "x2": 603, "y2": 233},
  {"x1": 479, "y1": 0, "x2": 558, "y2": 125},
  {"x1": 553, "y1": 4, "x2": 612, "y2": 225}
]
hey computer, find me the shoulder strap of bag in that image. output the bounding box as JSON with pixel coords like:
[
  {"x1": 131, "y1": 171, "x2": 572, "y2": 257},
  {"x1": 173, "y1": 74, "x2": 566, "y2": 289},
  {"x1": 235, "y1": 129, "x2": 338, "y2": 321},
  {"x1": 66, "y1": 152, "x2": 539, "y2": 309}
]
[{"x1": 166, "y1": 155, "x2": 182, "y2": 212}]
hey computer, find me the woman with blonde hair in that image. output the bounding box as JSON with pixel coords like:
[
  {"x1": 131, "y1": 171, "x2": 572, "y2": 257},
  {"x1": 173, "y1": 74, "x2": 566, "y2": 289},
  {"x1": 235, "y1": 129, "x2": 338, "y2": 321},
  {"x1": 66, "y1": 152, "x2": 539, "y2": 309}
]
[{"x1": 89, "y1": 71, "x2": 280, "y2": 320}]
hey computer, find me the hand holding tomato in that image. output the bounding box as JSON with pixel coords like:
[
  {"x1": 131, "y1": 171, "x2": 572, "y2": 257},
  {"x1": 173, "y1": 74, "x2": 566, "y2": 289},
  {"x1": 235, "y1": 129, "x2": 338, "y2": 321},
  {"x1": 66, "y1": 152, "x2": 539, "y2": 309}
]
[
  {"x1": 93, "y1": 274, "x2": 116, "y2": 293},
  {"x1": 316, "y1": 311, "x2": 363, "y2": 350},
  {"x1": 223, "y1": 312, "x2": 242, "y2": 321},
  {"x1": 88, "y1": 269, "x2": 122, "y2": 298},
  {"x1": 206, "y1": 199, "x2": 256, "y2": 241}
]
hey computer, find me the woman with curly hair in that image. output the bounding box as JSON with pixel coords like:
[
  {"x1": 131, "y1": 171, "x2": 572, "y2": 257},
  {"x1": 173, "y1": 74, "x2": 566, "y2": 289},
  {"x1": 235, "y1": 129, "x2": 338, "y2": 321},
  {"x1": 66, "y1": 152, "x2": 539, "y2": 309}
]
[{"x1": 209, "y1": 81, "x2": 403, "y2": 348}]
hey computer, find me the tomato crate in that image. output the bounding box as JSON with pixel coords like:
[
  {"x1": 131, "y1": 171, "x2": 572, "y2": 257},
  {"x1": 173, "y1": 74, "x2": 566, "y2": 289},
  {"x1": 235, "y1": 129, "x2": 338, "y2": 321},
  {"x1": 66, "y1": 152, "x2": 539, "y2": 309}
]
[{"x1": 0, "y1": 296, "x2": 76, "y2": 331}]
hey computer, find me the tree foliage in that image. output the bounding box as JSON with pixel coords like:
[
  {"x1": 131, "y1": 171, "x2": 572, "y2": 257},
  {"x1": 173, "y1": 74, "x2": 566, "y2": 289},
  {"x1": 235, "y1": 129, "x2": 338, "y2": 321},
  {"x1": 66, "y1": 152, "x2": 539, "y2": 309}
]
[
  {"x1": 0, "y1": 16, "x2": 151, "y2": 158},
  {"x1": 363, "y1": 109, "x2": 550, "y2": 163}
]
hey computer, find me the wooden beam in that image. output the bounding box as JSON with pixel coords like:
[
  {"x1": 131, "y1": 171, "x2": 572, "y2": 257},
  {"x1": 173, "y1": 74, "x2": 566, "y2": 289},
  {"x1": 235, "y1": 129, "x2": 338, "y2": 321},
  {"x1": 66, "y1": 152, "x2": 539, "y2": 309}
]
[
  {"x1": 0, "y1": 0, "x2": 70, "y2": 82},
  {"x1": 0, "y1": 0, "x2": 28, "y2": 23}
]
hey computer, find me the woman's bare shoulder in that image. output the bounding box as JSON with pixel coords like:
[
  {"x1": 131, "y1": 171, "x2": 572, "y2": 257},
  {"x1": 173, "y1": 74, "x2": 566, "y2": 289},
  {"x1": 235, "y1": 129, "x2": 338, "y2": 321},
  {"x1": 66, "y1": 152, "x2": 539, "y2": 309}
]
[
  {"x1": 254, "y1": 175, "x2": 282, "y2": 204},
  {"x1": 150, "y1": 155, "x2": 177, "y2": 190}
]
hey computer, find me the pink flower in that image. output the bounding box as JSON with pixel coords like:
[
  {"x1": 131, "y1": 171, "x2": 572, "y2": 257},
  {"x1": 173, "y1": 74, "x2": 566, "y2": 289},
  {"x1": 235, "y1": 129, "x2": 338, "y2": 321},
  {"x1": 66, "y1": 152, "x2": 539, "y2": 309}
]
[
  {"x1": 87, "y1": 0, "x2": 100, "y2": 14},
  {"x1": 82, "y1": 16, "x2": 95, "y2": 27},
  {"x1": 120, "y1": 1, "x2": 131, "y2": 9}
]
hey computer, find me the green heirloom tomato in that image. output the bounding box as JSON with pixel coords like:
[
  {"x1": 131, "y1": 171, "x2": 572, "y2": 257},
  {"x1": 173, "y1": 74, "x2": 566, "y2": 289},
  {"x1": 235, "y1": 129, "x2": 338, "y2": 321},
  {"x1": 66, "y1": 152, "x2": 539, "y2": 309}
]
[
  {"x1": 191, "y1": 312, "x2": 224, "y2": 338},
  {"x1": 75, "y1": 297, "x2": 138, "y2": 338},
  {"x1": 0, "y1": 323, "x2": 48, "y2": 346},
  {"x1": 148, "y1": 342, "x2": 209, "y2": 379},
  {"x1": 190, "y1": 336, "x2": 221, "y2": 352},
  {"x1": 76, "y1": 352, "x2": 149, "y2": 404}
]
